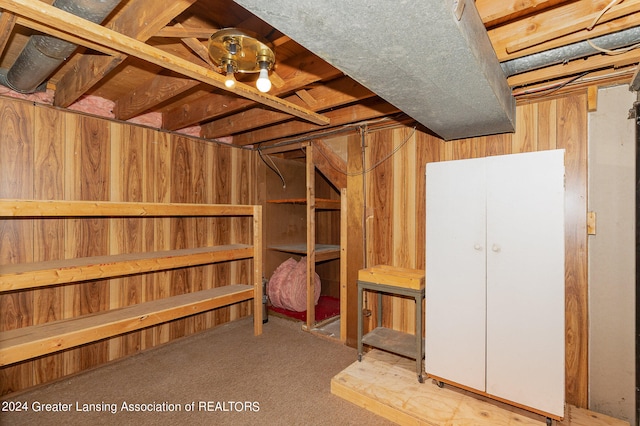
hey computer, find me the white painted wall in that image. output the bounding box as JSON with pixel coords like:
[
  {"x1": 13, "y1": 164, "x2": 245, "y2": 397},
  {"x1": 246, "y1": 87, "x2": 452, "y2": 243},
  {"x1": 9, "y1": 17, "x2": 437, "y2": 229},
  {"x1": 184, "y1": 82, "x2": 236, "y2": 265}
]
[{"x1": 588, "y1": 84, "x2": 636, "y2": 425}]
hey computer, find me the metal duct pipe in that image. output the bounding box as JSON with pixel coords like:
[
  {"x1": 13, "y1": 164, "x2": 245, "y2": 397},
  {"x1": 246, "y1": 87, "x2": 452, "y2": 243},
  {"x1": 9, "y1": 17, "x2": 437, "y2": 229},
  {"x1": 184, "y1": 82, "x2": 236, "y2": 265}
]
[
  {"x1": 501, "y1": 26, "x2": 640, "y2": 77},
  {"x1": 1, "y1": 0, "x2": 121, "y2": 94}
]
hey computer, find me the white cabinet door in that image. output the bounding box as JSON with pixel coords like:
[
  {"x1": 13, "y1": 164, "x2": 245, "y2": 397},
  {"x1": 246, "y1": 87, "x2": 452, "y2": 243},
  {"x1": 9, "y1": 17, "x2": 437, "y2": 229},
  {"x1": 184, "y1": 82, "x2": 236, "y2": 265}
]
[
  {"x1": 425, "y1": 157, "x2": 487, "y2": 392},
  {"x1": 485, "y1": 150, "x2": 565, "y2": 417},
  {"x1": 425, "y1": 150, "x2": 565, "y2": 418}
]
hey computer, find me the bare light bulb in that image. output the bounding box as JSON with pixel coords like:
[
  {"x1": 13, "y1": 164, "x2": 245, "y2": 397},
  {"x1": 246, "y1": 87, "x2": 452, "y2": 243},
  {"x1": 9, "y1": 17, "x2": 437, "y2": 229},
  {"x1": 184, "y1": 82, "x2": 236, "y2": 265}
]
[
  {"x1": 225, "y1": 72, "x2": 236, "y2": 88},
  {"x1": 224, "y1": 63, "x2": 236, "y2": 89},
  {"x1": 256, "y1": 67, "x2": 271, "y2": 93}
]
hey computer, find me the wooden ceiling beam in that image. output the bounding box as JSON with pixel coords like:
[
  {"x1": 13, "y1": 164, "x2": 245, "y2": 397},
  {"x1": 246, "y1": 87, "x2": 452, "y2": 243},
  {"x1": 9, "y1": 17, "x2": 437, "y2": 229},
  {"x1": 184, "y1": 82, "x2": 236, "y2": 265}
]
[
  {"x1": 113, "y1": 72, "x2": 203, "y2": 120},
  {"x1": 154, "y1": 26, "x2": 219, "y2": 39},
  {"x1": 162, "y1": 52, "x2": 341, "y2": 131},
  {"x1": 201, "y1": 76, "x2": 375, "y2": 139},
  {"x1": 489, "y1": 0, "x2": 640, "y2": 61},
  {"x1": 476, "y1": 0, "x2": 573, "y2": 29},
  {"x1": 0, "y1": 11, "x2": 17, "y2": 57},
  {"x1": 116, "y1": 18, "x2": 293, "y2": 125},
  {"x1": 505, "y1": 0, "x2": 640, "y2": 54},
  {"x1": 14, "y1": 16, "x2": 120, "y2": 56},
  {"x1": 1, "y1": 0, "x2": 329, "y2": 126},
  {"x1": 233, "y1": 99, "x2": 400, "y2": 147},
  {"x1": 52, "y1": 0, "x2": 198, "y2": 108},
  {"x1": 114, "y1": 14, "x2": 264, "y2": 121}
]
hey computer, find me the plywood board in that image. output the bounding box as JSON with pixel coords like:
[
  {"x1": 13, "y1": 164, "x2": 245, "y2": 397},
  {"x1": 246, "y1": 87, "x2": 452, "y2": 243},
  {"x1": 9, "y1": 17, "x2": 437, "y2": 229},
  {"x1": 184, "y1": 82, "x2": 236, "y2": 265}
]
[{"x1": 332, "y1": 350, "x2": 629, "y2": 426}]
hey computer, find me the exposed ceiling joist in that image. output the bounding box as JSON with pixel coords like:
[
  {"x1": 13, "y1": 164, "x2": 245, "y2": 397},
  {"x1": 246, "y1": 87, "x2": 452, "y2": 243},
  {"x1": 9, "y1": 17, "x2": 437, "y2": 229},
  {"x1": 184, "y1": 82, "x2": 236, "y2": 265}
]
[
  {"x1": 114, "y1": 72, "x2": 202, "y2": 121},
  {"x1": 506, "y1": 0, "x2": 640, "y2": 55},
  {"x1": 234, "y1": 99, "x2": 400, "y2": 146},
  {"x1": 0, "y1": 11, "x2": 17, "y2": 56},
  {"x1": 475, "y1": 0, "x2": 573, "y2": 28},
  {"x1": 162, "y1": 52, "x2": 342, "y2": 131},
  {"x1": 52, "y1": 0, "x2": 199, "y2": 108},
  {"x1": 489, "y1": 0, "x2": 640, "y2": 61},
  {"x1": 202, "y1": 76, "x2": 375, "y2": 139},
  {"x1": 0, "y1": 0, "x2": 330, "y2": 126}
]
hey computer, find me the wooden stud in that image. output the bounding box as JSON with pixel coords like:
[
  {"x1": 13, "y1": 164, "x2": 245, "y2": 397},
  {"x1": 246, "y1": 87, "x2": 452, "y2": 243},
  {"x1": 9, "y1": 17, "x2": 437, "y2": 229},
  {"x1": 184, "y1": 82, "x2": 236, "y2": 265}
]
[
  {"x1": 587, "y1": 211, "x2": 596, "y2": 235},
  {"x1": 588, "y1": 86, "x2": 598, "y2": 112},
  {"x1": 253, "y1": 205, "x2": 263, "y2": 335},
  {"x1": 306, "y1": 145, "x2": 316, "y2": 330}
]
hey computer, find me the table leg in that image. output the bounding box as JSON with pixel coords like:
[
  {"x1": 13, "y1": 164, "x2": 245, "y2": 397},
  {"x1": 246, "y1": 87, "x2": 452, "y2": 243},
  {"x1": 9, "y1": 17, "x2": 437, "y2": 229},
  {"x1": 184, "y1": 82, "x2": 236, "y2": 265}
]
[
  {"x1": 416, "y1": 294, "x2": 424, "y2": 383},
  {"x1": 357, "y1": 282, "x2": 363, "y2": 361}
]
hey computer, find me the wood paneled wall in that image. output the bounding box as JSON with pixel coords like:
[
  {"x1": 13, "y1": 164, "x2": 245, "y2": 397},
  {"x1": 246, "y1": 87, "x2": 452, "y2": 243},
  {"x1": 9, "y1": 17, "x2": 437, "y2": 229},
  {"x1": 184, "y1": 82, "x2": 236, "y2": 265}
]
[
  {"x1": 0, "y1": 98, "x2": 256, "y2": 396},
  {"x1": 345, "y1": 92, "x2": 588, "y2": 407}
]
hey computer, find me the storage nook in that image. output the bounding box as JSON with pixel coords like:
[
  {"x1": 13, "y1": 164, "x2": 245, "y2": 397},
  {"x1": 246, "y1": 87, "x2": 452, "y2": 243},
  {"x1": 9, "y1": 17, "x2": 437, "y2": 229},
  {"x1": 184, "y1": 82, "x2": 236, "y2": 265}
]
[{"x1": 261, "y1": 144, "x2": 343, "y2": 331}]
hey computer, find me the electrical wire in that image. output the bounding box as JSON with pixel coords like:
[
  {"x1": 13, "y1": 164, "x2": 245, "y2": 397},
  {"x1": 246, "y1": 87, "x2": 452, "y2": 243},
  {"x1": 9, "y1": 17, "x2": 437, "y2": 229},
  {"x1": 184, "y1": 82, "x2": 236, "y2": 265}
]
[
  {"x1": 257, "y1": 144, "x2": 286, "y2": 188},
  {"x1": 513, "y1": 71, "x2": 591, "y2": 98},
  {"x1": 254, "y1": 113, "x2": 408, "y2": 152},
  {"x1": 309, "y1": 125, "x2": 417, "y2": 177},
  {"x1": 587, "y1": 39, "x2": 640, "y2": 55},
  {"x1": 584, "y1": 0, "x2": 640, "y2": 55},
  {"x1": 587, "y1": 0, "x2": 623, "y2": 31}
]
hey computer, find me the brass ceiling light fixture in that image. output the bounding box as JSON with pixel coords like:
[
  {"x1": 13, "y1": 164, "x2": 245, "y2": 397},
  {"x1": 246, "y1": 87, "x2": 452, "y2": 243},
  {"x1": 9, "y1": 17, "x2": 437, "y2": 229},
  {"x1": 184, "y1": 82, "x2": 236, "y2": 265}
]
[{"x1": 208, "y1": 28, "x2": 275, "y2": 92}]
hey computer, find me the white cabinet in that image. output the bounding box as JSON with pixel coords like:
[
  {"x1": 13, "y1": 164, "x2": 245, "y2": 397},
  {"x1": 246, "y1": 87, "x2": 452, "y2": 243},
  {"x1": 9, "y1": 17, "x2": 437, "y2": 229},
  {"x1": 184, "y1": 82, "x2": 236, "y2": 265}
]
[{"x1": 425, "y1": 150, "x2": 565, "y2": 419}]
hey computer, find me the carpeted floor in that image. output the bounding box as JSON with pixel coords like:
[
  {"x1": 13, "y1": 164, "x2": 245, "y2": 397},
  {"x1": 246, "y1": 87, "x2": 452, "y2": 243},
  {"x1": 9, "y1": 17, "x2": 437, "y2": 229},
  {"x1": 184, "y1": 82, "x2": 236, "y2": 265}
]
[{"x1": 0, "y1": 316, "x2": 394, "y2": 426}]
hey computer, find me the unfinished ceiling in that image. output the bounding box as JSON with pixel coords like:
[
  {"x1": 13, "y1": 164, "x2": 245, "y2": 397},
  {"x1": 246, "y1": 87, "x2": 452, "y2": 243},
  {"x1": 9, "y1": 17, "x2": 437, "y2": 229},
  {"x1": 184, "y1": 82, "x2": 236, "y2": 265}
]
[
  {"x1": 0, "y1": 0, "x2": 638, "y2": 150},
  {"x1": 233, "y1": 0, "x2": 516, "y2": 141}
]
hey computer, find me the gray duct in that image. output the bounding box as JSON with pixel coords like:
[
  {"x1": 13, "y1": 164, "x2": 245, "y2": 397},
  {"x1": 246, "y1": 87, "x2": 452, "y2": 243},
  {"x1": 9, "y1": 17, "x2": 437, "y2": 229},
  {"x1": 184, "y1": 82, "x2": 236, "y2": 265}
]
[
  {"x1": 501, "y1": 26, "x2": 640, "y2": 77},
  {"x1": 0, "y1": 0, "x2": 121, "y2": 94},
  {"x1": 234, "y1": 0, "x2": 516, "y2": 141}
]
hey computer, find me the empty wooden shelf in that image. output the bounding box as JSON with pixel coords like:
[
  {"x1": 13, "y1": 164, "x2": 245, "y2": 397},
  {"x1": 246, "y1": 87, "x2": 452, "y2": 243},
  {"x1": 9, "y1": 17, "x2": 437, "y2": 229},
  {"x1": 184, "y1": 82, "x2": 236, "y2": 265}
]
[{"x1": 0, "y1": 198, "x2": 263, "y2": 366}]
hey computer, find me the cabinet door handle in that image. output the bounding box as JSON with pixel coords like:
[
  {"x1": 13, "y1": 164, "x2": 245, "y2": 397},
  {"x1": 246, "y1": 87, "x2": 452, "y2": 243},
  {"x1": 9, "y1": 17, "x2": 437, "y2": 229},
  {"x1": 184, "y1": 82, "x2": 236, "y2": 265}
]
[
  {"x1": 492, "y1": 244, "x2": 501, "y2": 253},
  {"x1": 474, "y1": 244, "x2": 483, "y2": 251}
]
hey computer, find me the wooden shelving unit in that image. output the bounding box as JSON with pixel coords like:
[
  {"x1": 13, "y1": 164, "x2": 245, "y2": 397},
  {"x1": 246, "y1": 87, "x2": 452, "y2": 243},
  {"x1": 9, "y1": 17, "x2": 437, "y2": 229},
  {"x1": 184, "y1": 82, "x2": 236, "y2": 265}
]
[
  {"x1": 267, "y1": 197, "x2": 341, "y2": 262},
  {"x1": 0, "y1": 199, "x2": 263, "y2": 367},
  {"x1": 263, "y1": 145, "x2": 343, "y2": 331}
]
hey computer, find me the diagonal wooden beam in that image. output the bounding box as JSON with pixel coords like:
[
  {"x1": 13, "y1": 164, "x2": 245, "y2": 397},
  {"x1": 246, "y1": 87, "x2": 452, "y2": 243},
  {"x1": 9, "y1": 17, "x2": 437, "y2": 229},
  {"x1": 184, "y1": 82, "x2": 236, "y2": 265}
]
[
  {"x1": 2, "y1": 0, "x2": 329, "y2": 126},
  {"x1": 0, "y1": 11, "x2": 17, "y2": 57},
  {"x1": 14, "y1": 16, "x2": 120, "y2": 56},
  {"x1": 53, "y1": 0, "x2": 198, "y2": 108},
  {"x1": 174, "y1": 23, "x2": 213, "y2": 66},
  {"x1": 162, "y1": 52, "x2": 340, "y2": 131},
  {"x1": 312, "y1": 139, "x2": 347, "y2": 190}
]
